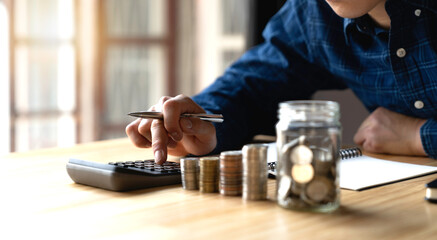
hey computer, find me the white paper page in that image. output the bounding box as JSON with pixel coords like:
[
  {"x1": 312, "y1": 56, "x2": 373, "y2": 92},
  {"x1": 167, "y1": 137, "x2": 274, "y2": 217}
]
[
  {"x1": 267, "y1": 143, "x2": 437, "y2": 191},
  {"x1": 339, "y1": 155, "x2": 437, "y2": 190}
]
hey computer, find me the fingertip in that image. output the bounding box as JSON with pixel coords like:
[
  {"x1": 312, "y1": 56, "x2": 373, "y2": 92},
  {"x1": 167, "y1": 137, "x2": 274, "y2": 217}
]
[
  {"x1": 154, "y1": 149, "x2": 166, "y2": 164},
  {"x1": 180, "y1": 118, "x2": 193, "y2": 132},
  {"x1": 125, "y1": 118, "x2": 140, "y2": 136},
  {"x1": 180, "y1": 118, "x2": 215, "y2": 137}
]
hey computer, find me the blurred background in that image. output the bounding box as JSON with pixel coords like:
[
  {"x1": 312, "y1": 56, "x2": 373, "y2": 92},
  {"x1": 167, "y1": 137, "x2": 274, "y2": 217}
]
[{"x1": 0, "y1": 0, "x2": 288, "y2": 154}]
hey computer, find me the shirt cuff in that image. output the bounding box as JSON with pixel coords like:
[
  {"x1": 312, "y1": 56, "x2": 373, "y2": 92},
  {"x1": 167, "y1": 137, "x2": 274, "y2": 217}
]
[{"x1": 420, "y1": 119, "x2": 437, "y2": 159}]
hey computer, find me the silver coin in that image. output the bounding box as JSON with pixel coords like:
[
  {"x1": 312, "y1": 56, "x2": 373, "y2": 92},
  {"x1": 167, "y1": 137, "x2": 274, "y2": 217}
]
[{"x1": 290, "y1": 145, "x2": 313, "y2": 165}]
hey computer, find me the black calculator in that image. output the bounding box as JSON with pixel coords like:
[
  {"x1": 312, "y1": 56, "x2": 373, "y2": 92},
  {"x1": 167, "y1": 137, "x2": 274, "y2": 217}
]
[{"x1": 66, "y1": 159, "x2": 182, "y2": 191}]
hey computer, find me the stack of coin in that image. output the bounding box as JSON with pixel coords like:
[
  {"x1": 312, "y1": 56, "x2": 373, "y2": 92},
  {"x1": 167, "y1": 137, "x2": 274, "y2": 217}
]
[
  {"x1": 242, "y1": 144, "x2": 268, "y2": 200},
  {"x1": 219, "y1": 150, "x2": 243, "y2": 196},
  {"x1": 180, "y1": 157, "x2": 199, "y2": 190},
  {"x1": 199, "y1": 156, "x2": 220, "y2": 193}
]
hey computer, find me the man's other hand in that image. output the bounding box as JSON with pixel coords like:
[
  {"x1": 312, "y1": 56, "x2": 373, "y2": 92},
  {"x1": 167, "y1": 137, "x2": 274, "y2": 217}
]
[{"x1": 354, "y1": 107, "x2": 427, "y2": 156}]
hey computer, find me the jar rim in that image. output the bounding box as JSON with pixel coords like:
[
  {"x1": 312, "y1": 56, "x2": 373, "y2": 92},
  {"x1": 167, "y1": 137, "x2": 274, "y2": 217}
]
[
  {"x1": 279, "y1": 100, "x2": 339, "y2": 107},
  {"x1": 278, "y1": 100, "x2": 340, "y2": 122},
  {"x1": 279, "y1": 100, "x2": 339, "y2": 110}
]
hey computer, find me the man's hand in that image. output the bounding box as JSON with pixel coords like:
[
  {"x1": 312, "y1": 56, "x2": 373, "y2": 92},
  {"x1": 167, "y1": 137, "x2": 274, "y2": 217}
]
[
  {"x1": 353, "y1": 107, "x2": 427, "y2": 156},
  {"x1": 125, "y1": 94, "x2": 217, "y2": 164}
]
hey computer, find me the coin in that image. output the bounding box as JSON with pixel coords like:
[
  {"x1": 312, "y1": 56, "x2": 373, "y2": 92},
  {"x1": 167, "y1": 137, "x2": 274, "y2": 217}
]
[
  {"x1": 180, "y1": 157, "x2": 199, "y2": 190},
  {"x1": 305, "y1": 177, "x2": 330, "y2": 202},
  {"x1": 291, "y1": 164, "x2": 314, "y2": 184},
  {"x1": 242, "y1": 144, "x2": 268, "y2": 200},
  {"x1": 290, "y1": 144, "x2": 313, "y2": 164},
  {"x1": 219, "y1": 150, "x2": 243, "y2": 196},
  {"x1": 199, "y1": 156, "x2": 219, "y2": 193}
]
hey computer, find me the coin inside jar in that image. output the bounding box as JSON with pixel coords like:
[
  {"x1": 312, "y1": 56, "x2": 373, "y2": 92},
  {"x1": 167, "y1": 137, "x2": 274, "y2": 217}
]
[
  {"x1": 290, "y1": 145, "x2": 313, "y2": 164},
  {"x1": 305, "y1": 176, "x2": 333, "y2": 202},
  {"x1": 291, "y1": 164, "x2": 314, "y2": 184}
]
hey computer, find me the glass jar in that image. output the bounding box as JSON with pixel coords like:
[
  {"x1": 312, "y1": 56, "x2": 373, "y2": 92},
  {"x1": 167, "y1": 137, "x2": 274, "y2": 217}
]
[{"x1": 275, "y1": 100, "x2": 341, "y2": 212}]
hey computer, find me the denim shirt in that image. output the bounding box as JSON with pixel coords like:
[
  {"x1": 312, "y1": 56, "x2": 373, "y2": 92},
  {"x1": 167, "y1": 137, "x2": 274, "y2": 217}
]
[{"x1": 192, "y1": 0, "x2": 437, "y2": 158}]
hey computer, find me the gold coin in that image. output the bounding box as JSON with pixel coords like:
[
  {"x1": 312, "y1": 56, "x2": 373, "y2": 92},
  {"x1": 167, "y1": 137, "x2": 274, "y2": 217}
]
[{"x1": 291, "y1": 164, "x2": 314, "y2": 184}]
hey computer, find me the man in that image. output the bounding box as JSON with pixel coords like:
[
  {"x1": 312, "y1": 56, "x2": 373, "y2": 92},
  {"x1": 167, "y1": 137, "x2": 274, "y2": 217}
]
[{"x1": 126, "y1": 0, "x2": 437, "y2": 164}]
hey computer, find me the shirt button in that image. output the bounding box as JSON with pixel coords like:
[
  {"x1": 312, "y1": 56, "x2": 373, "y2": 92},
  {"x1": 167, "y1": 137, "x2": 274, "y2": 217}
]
[
  {"x1": 396, "y1": 48, "x2": 406, "y2": 58},
  {"x1": 414, "y1": 100, "x2": 424, "y2": 109},
  {"x1": 415, "y1": 9, "x2": 421, "y2": 17}
]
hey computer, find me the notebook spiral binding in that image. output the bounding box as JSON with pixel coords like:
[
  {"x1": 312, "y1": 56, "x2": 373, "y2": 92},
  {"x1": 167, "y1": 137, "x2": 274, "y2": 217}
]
[
  {"x1": 339, "y1": 147, "x2": 362, "y2": 159},
  {"x1": 267, "y1": 147, "x2": 362, "y2": 172}
]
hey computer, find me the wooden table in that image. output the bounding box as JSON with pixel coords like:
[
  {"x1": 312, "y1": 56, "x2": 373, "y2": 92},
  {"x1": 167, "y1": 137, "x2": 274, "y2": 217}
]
[{"x1": 1, "y1": 138, "x2": 437, "y2": 240}]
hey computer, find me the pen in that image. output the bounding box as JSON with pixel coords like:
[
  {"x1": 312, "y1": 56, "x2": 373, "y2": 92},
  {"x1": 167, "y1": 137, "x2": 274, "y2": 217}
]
[{"x1": 128, "y1": 111, "x2": 224, "y2": 123}]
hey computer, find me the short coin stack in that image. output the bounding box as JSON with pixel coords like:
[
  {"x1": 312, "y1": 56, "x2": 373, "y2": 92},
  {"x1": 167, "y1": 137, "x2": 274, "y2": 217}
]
[
  {"x1": 219, "y1": 151, "x2": 243, "y2": 196},
  {"x1": 180, "y1": 157, "x2": 199, "y2": 190},
  {"x1": 199, "y1": 156, "x2": 220, "y2": 193},
  {"x1": 242, "y1": 144, "x2": 269, "y2": 200}
]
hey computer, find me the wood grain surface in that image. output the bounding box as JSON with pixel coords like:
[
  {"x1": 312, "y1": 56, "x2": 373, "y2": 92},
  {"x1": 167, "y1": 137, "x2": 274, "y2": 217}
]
[{"x1": 1, "y1": 138, "x2": 436, "y2": 240}]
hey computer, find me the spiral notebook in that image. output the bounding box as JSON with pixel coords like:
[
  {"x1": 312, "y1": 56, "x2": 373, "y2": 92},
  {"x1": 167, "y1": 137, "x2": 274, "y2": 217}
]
[{"x1": 267, "y1": 143, "x2": 437, "y2": 191}]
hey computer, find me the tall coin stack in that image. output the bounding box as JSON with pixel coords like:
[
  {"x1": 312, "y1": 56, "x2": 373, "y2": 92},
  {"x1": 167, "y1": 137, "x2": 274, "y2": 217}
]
[
  {"x1": 242, "y1": 144, "x2": 268, "y2": 200},
  {"x1": 180, "y1": 157, "x2": 199, "y2": 190},
  {"x1": 219, "y1": 151, "x2": 243, "y2": 196},
  {"x1": 199, "y1": 157, "x2": 220, "y2": 193}
]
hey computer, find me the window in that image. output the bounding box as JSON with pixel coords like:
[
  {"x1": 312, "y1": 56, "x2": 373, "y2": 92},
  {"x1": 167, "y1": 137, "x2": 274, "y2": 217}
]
[
  {"x1": 10, "y1": 0, "x2": 77, "y2": 152},
  {"x1": 3, "y1": 0, "x2": 254, "y2": 152},
  {"x1": 195, "y1": 0, "x2": 251, "y2": 92},
  {"x1": 96, "y1": 0, "x2": 176, "y2": 140}
]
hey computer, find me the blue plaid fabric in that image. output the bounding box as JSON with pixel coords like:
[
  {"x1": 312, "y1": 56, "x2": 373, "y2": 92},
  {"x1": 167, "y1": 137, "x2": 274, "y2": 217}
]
[{"x1": 193, "y1": 0, "x2": 437, "y2": 158}]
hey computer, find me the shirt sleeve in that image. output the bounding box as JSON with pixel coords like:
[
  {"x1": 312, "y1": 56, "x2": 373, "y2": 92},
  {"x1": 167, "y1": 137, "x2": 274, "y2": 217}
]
[
  {"x1": 192, "y1": 0, "x2": 347, "y2": 154},
  {"x1": 421, "y1": 119, "x2": 437, "y2": 159}
]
